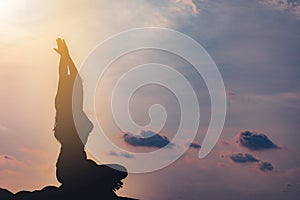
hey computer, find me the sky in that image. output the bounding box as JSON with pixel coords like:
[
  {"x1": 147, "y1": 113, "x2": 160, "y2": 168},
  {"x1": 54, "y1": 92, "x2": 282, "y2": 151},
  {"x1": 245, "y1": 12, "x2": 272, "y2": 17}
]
[{"x1": 0, "y1": 0, "x2": 300, "y2": 199}]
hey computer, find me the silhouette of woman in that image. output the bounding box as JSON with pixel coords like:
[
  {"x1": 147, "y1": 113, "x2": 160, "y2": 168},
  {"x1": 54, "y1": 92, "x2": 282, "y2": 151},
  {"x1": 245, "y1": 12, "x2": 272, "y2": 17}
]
[{"x1": 53, "y1": 38, "x2": 127, "y2": 194}]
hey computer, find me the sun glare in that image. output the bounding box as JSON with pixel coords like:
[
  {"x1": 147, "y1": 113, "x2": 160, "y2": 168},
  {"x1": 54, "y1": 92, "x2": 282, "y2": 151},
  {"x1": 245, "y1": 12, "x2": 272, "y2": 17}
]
[
  {"x1": 0, "y1": 0, "x2": 23, "y2": 18},
  {"x1": 0, "y1": 0, "x2": 14, "y2": 12}
]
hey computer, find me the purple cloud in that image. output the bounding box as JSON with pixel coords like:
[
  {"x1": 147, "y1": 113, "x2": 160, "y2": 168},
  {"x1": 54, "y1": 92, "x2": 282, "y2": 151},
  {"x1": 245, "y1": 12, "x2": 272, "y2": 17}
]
[
  {"x1": 123, "y1": 130, "x2": 174, "y2": 148},
  {"x1": 3, "y1": 155, "x2": 14, "y2": 160},
  {"x1": 230, "y1": 153, "x2": 260, "y2": 163},
  {"x1": 188, "y1": 142, "x2": 201, "y2": 149},
  {"x1": 238, "y1": 131, "x2": 278, "y2": 150},
  {"x1": 108, "y1": 151, "x2": 135, "y2": 159},
  {"x1": 261, "y1": 0, "x2": 300, "y2": 19},
  {"x1": 259, "y1": 161, "x2": 274, "y2": 171}
]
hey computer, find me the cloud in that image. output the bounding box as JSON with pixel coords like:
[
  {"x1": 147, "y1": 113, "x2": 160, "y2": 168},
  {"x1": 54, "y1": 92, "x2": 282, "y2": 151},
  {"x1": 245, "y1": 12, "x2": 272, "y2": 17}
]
[
  {"x1": 259, "y1": 161, "x2": 274, "y2": 171},
  {"x1": 123, "y1": 130, "x2": 174, "y2": 148},
  {"x1": 238, "y1": 131, "x2": 278, "y2": 150},
  {"x1": 226, "y1": 91, "x2": 237, "y2": 100},
  {"x1": 234, "y1": 92, "x2": 300, "y2": 109},
  {"x1": 0, "y1": 155, "x2": 16, "y2": 165},
  {"x1": 0, "y1": 154, "x2": 26, "y2": 170},
  {"x1": 3, "y1": 155, "x2": 14, "y2": 160},
  {"x1": 0, "y1": 123, "x2": 8, "y2": 132},
  {"x1": 108, "y1": 151, "x2": 135, "y2": 159},
  {"x1": 188, "y1": 142, "x2": 201, "y2": 149},
  {"x1": 261, "y1": 0, "x2": 300, "y2": 19},
  {"x1": 176, "y1": 0, "x2": 199, "y2": 14},
  {"x1": 230, "y1": 153, "x2": 260, "y2": 163},
  {"x1": 17, "y1": 148, "x2": 47, "y2": 158}
]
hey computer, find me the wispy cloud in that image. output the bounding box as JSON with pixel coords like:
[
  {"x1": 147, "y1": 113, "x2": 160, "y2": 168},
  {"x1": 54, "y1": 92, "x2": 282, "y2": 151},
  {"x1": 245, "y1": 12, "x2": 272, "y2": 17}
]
[
  {"x1": 3, "y1": 155, "x2": 14, "y2": 160},
  {"x1": 17, "y1": 148, "x2": 47, "y2": 158},
  {"x1": 229, "y1": 92, "x2": 300, "y2": 109},
  {"x1": 0, "y1": 155, "x2": 26, "y2": 169},
  {"x1": 176, "y1": 0, "x2": 199, "y2": 14},
  {"x1": 0, "y1": 123, "x2": 8, "y2": 132},
  {"x1": 261, "y1": 0, "x2": 300, "y2": 19},
  {"x1": 108, "y1": 151, "x2": 135, "y2": 159}
]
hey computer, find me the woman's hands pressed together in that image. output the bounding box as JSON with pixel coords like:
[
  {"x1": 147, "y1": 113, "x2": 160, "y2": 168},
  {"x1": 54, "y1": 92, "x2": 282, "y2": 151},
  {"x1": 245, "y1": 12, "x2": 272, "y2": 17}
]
[{"x1": 54, "y1": 38, "x2": 70, "y2": 58}]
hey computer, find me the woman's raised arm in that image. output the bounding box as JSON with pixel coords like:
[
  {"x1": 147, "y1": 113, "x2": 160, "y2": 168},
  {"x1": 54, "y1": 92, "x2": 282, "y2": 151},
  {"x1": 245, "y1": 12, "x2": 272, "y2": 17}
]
[
  {"x1": 54, "y1": 38, "x2": 78, "y2": 78},
  {"x1": 54, "y1": 38, "x2": 69, "y2": 80}
]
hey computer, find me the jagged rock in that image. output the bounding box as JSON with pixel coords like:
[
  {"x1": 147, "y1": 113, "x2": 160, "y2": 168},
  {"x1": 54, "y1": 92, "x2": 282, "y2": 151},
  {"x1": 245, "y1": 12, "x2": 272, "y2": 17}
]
[
  {"x1": 0, "y1": 186, "x2": 138, "y2": 200},
  {"x1": 0, "y1": 188, "x2": 14, "y2": 200}
]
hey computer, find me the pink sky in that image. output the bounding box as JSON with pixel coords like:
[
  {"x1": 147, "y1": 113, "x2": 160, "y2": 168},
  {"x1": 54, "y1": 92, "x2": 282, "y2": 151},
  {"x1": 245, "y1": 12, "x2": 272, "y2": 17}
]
[{"x1": 1, "y1": 1, "x2": 300, "y2": 199}]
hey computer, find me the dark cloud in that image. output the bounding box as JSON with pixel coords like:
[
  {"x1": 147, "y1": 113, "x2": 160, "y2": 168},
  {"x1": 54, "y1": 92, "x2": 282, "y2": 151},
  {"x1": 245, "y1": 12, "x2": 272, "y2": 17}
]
[
  {"x1": 286, "y1": 183, "x2": 292, "y2": 187},
  {"x1": 259, "y1": 162, "x2": 274, "y2": 171},
  {"x1": 188, "y1": 142, "x2": 201, "y2": 149},
  {"x1": 3, "y1": 155, "x2": 14, "y2": 160},
  {"x1": 238, "y1": 131, "x2": 278, "y2": 150},
  {"x1": 123, "y1": 130, "x2": 173, "y2": 148},
  {"x1": 108, "y1": 151, "x2": 135, "y2": 159},
  {"x1": 230, "y1": 153, "x2": 260, "y2": 163}
]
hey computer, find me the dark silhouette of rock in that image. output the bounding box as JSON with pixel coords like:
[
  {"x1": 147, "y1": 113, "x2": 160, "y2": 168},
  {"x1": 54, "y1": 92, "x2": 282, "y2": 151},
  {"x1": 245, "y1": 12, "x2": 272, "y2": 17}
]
[
  {"x1": 0, "y1": 39, "x2": 137, "y2": 200},
  {"x1": 0, "y1": 185, "x2": 138, "y2": 199},
  {"x1": 0, "y1": 188, "x2": 14, "y2": 199}
]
